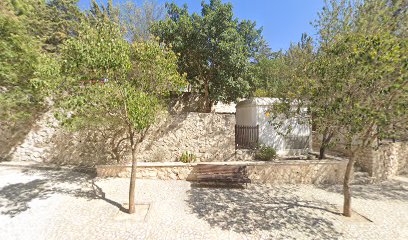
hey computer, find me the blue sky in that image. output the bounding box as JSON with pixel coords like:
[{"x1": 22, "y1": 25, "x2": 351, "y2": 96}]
[{"x1": 78, "y1": 0, "x2": 325, "y2": 51}]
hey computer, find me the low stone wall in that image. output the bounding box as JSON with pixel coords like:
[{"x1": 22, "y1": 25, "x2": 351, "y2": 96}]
[
  {"x1": 96, "y1": 162, "x2": 195, "y2": 180},
  {"x1": 312, "y1": 132, "x2": 408, "y2": 179},
  {"x1": 246, "y1": 160, "x2": 347, "y2": 184},
  {"x1": 96, "y1": 160, "x2": 348, "y2": 185}
]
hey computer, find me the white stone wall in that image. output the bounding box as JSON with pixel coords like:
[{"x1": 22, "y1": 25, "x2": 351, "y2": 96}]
[
  {"x1": 7, "y1": 110, "x2": 58, "y2": 162},
  {"x1": 136, "y1": 112, "x2": 237, "y2": 162},
  {"x1": 5, "y1": 110, "x2": 243, "y2": 164}
]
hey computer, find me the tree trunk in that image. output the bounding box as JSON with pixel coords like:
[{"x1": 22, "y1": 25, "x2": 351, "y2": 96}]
[
  {"x1": 128, "y1": 133, "x2": 137, "y2": 214},
  {"x1": 342, "y1": 152, "x2": 355, "y2": 217},
  {"x1": 319, "y1": 145, "x2": 326, "y2": 160},
  {"x1": 203, "y1": 80, "x2": 212, "y2": 113},
  {"x1": 319, "y1": 129, "x2": 333, "y2": 159}
]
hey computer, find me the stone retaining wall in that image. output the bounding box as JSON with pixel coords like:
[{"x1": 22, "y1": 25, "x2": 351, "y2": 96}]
[
  {"x1": 7, "y1": 110, "x2": 58, "y2": 162},
  {"x1": 96, "y1": 160, "x2": 348, "y2": 185},
  {"x1": 4, "y1": 110, "x2": 248, "y2": 164},
  {"x1": 136, "y1": 112, "x2": 238, "y2": 162},
  {"x1": 312, "y1": 132, "x2": 408, "y2": 179}
]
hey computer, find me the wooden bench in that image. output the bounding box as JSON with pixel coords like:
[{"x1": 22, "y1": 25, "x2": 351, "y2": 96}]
[{"x1": 194, "y1": 164, "x2": 250, "y2": 187}]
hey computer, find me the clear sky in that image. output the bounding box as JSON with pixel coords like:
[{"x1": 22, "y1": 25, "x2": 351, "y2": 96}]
[{"x1": 77, "y1": 0, "x2": 325, "y2": 52}]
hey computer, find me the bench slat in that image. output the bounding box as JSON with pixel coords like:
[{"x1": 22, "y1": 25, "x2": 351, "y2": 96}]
[
  {"x1": 197, "y1": 174, "x2": 246, "y2": 179},
  {"x1": 194, "y1": 164, "x2": 250, "y2": 185},
  {"x1": 197, "y1": 178, "x2": 251, "y2": 183},
  {"x1": 196, "y1": 169, "x2": 243, "y2": 174}
]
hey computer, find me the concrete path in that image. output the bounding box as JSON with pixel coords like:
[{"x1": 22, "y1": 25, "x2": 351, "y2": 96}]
[{"x1": 0, "y1": 164, "x2": 407, "y2": 240}]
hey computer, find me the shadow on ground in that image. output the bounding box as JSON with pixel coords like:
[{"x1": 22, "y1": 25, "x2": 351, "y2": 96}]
[
  {"x1": 186, "y1": 184, "x2": 342, "y2": 239},
  {"x1": 0, "y1": 168, "x2": 97, "y2": 217},
  {"x1": 319, "y1": 177, "x2": 408, "y2": 201}
]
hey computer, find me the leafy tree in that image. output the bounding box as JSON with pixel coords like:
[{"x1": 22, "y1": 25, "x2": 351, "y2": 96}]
[
  {"x1": 252, "y1": 31, "x2": 315, "y2": 100},
  {"x1": 316, "y1": 32, "x2": 406, "y2": 216},
  {"x1": 88, "y1": 0, "x2": 120, "y2": 24},
  {"x1": 57, "y1": 16, "x2": 185, "y2": 214},
  {"x1": 41, "y1": 0, "x2": 83, "y2": 52},
  {"x1": 6, "y1": 0, "x2": 82, "y2": 53},
  {"x1": 0, "y1": 1, "x2": 43, "y2": 125},
  {"x1": 267, "y1": 0, "x2": 407, "y2": 217},
  {"x1": 119, "y1": 0, "x2": 165, "y2": 42},
  {"x1": 152, "y1": 0, "x2": 265, "y2": 111}
]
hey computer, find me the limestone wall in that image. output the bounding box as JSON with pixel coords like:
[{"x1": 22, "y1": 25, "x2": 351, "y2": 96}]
[
  {"x1": 0, "y1": 107, "x2": 44, "y2": 161},
  {"x1": 3, "y1": 110, "x2": 244, "y2": 164},
  {"x1": 96, "y1": 160, "x2": 347, "y2": 185},
  {"x1": 312, "y1": 132, "x2": 408, "y2": 179},
  {"x1": 6, "y1": 110, "x2": 58, "y2": 162},
  {"x1": 375, "y1": 141, "x2": 408, "y2": 177},
  {"x1": 96, "y1": 163, "x2": 195, "y2": 180},
  {"x1": 246, "y1": 161, "x2": 347, "y2": 184},
  {"x1": 136, "y1": 112, "x2": 237, "y2": 162}
]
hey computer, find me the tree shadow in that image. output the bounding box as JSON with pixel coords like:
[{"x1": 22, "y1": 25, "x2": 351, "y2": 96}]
[
  {"x1": 0, "y1": 168, "x2": 98, "y2": 217},
  {"x1": 91, "y1": 180, "x2": 128, "y2": 213},
  {"x1": 186, "y1": 184, "x2": 342, "y2": 239},
  {"x1": 319, "y1": 177, "x2": 408, "y2": 201}
]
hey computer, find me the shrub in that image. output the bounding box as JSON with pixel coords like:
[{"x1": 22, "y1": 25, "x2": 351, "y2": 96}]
[
  {"x1": 179, "y1": 151, "x2": 196, "y2": 163},
  {"x1": 255, "y1": 145, "x2": 277, "y2": 161}
]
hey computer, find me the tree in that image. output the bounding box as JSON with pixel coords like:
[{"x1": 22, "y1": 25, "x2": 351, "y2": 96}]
[
  {"x1": 266, "y1": 0, "x2": 407, "y2": 217},
  {"x1": 5, "y1": 0, "x2": 82, "y2": 53},
  {"x1": 0, "y1": 0, "x2": 71, "y2": 158},
  {"x1": 0, "y1": 0, "x2": 45, "y2": 126},
  {"x1": 317, "y1": 33, "x2": 406, "y2": 216},
  {"x1": 119, "y1": 0, "x2": 165, "y2": 42},
  {"x1": 312, "y1": 0, "x2": 407, "y2": 216},
  {"x1": 252, "y1": 34, "x2": 314, "y2": 99},
  {"x1": 56, "y1": 16, "x2": 185, "y2": 214},
  {"x1": 151, "y1": 0, "x2": 265, "y2": 111}
]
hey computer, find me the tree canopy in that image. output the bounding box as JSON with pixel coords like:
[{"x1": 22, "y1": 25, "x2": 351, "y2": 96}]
[
  {"x1": 151, "y1": 0, "x2": 266, "y2": 111},
  {"x1": 257, "y1": 0, "x2": 407, "y2": 217},
  {"x1": 55, "y1": 6, "x2": 186, "y2": 213}
]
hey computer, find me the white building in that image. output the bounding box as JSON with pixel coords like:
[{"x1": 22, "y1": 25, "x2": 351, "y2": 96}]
[{"x1": 235, "y1": 98, "x2": 310, "y2": 155}]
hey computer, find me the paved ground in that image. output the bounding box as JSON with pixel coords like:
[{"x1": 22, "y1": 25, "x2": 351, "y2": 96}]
[{"x1": 0, "y1": 164, "x2": 407, "y2": 240}]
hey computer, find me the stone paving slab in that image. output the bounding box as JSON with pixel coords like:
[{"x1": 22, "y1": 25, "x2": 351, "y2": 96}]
[{"x1": 0, "y1": 165, "x2": 407, "y2": 240}]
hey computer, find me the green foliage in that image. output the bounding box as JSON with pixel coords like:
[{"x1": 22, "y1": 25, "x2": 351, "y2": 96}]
[
  {"x1": 264, "y1": 0, "x2": 407, "y2": 154},
  {"x1": 62, "y1": 20, "x2": 131, "y2": 81},
  {"x1": 252, "y1": 33, "x2": 314, "y2": 99},
  {"x1": 255, "y1": 145, "x2": 277, "y2": 161},
  {"x1": 151, "y1": 0, "x2": 265, "y2": 110},
  {"x1": 119, "y1": 0, "x2": 165, "y2": 42},
  {"x1": 0, "y1": 5, "x2": 39, "y2": 87},
  {"x1": 6, "y1": 0, "x2": 82, "y2": 53},
  {"x1": 179, "y1": 151, "x2": 196, "y2": 163},
  {"x1": 54, "y1": 12, "x2": 185, "y2": 161},
  {"x1": 0, "y1": 1, "x2": 42, "y2": 125},
  {"x1": 129, "y1": 40, "x2": 186, "y2": 95},
  {"x1": 56, "y1": 20, "x2": 138, "y2": 130},
  {"x1": 316, "y1": 33, "x2": 407, "y2": 141},
  {"x1": 0, "y1": 0, "x2": 81, "y2": 128}
]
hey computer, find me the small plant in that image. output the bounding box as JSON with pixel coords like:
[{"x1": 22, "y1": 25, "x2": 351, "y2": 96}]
[
  {"x1": 179, "y1": 151, "x2": 196, "y2": 163},
  {"x1": 255, "y1": 145, "x2": 277, "y2": 161}
]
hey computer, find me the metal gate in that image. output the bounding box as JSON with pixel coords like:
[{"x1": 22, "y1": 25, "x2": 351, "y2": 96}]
[{"x1": 235, "y1": 125, "x2": 259, "y2": 149}]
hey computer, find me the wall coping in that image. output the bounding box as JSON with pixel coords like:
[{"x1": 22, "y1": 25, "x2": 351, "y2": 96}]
[{"x1": 96, "y1": 159, "x2": 347, "y2": 169}]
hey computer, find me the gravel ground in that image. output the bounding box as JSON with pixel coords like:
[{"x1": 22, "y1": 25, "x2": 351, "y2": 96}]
[{"x1": 0, "y1": 164, "x2": 407, "y2": 240}]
